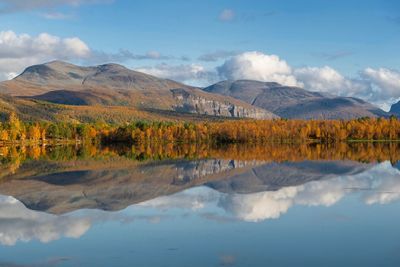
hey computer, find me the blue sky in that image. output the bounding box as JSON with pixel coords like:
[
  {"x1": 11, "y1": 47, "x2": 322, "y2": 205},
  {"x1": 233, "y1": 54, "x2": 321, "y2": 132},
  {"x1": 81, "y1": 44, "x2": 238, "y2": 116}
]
[{"x1": 0, "y1": 0, "x2": 399, "y2": 108}]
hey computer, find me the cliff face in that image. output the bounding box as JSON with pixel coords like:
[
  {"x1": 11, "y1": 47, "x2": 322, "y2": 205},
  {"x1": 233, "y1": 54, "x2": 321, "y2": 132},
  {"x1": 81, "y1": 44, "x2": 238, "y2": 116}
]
[{"x1": 171, "y1": 88, "x2": 278, "y2": 119}]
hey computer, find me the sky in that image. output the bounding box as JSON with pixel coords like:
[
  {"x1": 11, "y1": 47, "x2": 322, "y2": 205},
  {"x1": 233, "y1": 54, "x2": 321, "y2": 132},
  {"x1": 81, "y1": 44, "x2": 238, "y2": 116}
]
[{"x1": 0, "y1": 0, "x2": 399, "y2": 109}]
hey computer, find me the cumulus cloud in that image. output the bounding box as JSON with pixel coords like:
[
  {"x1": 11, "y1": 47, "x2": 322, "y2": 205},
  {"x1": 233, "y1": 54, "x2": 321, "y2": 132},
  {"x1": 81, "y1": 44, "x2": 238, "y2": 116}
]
[
  {"x1": 219, "y1": 9, "x2": 235, "y2": 21},
  {"x1": 217, "y1": 51, "x2": 301, "y2": 86},
  {"x1": 294, "y1": 66, "x2": 400, "y2": 110},
  {"x1": 294, "y1": 66, "x2": 369, "y2": 97},
  {"x1": 361, "y1": 68, "x2": 400, "y2": 102},
  {"x1": 0, "y1": 30, "x2": 91, "y2": 80},
  {"x1": 136, "y1": 63, "x2": 218, "y2": 86}
]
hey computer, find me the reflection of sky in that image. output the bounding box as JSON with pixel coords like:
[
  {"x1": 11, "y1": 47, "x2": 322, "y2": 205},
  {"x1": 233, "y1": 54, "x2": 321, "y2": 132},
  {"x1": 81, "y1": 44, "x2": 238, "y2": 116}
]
[
  {"x1": 0, "y1": 161, "x2": 400, "y2": 266},
  {"x1": 142, "y1": 161, "x2": 400, "y2": 222}
]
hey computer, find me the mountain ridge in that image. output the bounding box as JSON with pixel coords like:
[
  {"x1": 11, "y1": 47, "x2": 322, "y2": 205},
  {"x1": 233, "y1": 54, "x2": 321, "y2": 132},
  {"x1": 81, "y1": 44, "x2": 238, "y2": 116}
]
[
  {"x1": 204, "y1": 80, "x2": 388, "y2": 119},
  {"x1": 0, "y1": 61, "x2": 392, "y2": 121},
  {"x1": 0, "y1": 61, "x2": 277, "y2": 121}
]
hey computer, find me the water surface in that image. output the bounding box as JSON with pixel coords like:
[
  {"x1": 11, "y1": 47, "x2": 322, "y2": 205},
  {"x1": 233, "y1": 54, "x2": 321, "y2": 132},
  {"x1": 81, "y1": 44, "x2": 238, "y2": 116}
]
[{"x1": 0, "y1": 143, "x2": 399, "y2": 266}]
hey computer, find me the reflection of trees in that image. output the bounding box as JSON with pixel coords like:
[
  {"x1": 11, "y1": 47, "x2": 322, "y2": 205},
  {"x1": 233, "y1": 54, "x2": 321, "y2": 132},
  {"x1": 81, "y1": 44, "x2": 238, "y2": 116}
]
[{"x1": 1, "y1": 142, "x2": 400, "y2": 176}]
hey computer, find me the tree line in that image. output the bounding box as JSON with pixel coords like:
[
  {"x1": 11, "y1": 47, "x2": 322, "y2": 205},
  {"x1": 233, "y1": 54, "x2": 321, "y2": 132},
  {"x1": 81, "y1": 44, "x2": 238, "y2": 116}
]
[
  {"x1": 1, "y1": 112, "x2": 400, "y2": 144},
  {"x1": 104, "y1": 117, "x2": 400, "y2": 143},
  {"x1": 0, "y1": 112, "x2": 100, "y2": 144}
]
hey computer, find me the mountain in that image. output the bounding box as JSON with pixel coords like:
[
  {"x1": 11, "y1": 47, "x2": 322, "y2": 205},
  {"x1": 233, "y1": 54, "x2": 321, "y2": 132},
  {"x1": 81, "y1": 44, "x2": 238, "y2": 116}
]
[
  {"x1": 390, "y1": 101, "x2": 400, "y2": 116},
  {"x1": 0, "y1": 61, "x2": 276, "y2": 121},
  {"x1": 204, "y1": 80, "x2": 388, "y2": 119}
]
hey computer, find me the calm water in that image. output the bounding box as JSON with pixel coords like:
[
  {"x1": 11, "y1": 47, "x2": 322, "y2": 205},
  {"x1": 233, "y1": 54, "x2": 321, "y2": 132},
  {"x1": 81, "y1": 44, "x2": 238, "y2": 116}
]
[{"x1": 0, "y1": 143, "x2": 400, "y2": 267}]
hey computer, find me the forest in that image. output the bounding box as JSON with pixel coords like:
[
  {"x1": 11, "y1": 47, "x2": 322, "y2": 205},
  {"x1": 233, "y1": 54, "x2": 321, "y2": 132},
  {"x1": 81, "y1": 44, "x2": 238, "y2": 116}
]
[{"x1": 0, "y1": 112, "x2": 400, "y2": 145}]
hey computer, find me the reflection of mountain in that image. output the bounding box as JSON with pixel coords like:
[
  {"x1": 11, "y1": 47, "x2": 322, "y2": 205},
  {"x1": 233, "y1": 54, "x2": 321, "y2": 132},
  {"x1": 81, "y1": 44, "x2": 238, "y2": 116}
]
[
  {"x1": 0, "y1": 161, "x2": 399, "y2": 246},
  {"x1": 0, "y1": 158, "x2": 373, "y2": 215},
  {"x1": 205, "y1": 160, "x2": 369, "y2": 193},
  {"x1": 143, "y1": 162, "x2": 400, "y2": 222}
]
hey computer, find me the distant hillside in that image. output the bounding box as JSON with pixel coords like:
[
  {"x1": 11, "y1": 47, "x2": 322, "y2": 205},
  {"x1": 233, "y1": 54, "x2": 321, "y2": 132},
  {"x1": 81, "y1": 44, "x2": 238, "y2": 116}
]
[
  {"x1": 390, "y1": 101, "x2": 400, "y2": 117},
  {"x1": 204, "y1": 80, "x2": 388, "y2": 119},
  {"x1": 0, "y1": 61, "x2": 391, "y2": 121},
  {"x1": 0, "y1": 61, "x2": 277, "y2": 120}
]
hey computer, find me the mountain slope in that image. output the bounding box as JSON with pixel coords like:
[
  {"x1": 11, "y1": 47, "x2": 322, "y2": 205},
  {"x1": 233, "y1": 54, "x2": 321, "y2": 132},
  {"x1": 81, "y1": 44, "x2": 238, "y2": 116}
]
[
  {"x1": 390, "y1": 101, "x2": 400, "y2": 116},
  {"x1": 204, "y1": 80, "x2": 388, "y2": 119},
  {"x1": 0, "y1": 61, "x2": 277, "y2": 120}
]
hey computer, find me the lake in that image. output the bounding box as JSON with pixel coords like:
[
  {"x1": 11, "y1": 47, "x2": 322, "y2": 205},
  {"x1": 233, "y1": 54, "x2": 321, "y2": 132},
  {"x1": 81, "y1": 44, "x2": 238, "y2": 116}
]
[{"x1": 0, "y1": 143, "x2": 400, "y2": 267}]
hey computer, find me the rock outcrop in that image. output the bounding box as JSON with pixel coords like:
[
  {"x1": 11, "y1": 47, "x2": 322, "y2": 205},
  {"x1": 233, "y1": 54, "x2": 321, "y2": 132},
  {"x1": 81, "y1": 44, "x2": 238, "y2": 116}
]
[{"x1": 171, "y1": 88, "x2": 278, "y2": 119}]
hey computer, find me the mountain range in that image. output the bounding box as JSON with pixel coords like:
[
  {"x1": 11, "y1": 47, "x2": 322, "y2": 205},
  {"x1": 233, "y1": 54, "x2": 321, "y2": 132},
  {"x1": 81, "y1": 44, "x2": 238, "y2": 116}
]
[{"x1": 0, "y1": 60, "x2": 396, "y2": 122}]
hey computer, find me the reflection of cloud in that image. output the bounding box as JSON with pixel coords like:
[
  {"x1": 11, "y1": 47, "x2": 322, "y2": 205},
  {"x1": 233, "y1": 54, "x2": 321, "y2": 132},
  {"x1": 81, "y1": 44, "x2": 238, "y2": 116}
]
[
  {"x1": 219, "y1": 187, "x2": 297, "y2": 222},
  {"x1": 0, "y1": 196, "x2": 90, "y2": 246},
  {"x1": 139, "y1": 187, "x2": 220, "y2": 211},
  {"x1": 142, "y1": 162, "x2": 400, "y2": 222},
  {"x1": 0, "y1": 193, "x2": 174, "y2": 246},
  {"x1": 219, "y1": 162, "x2": 400, "y2": 222}
]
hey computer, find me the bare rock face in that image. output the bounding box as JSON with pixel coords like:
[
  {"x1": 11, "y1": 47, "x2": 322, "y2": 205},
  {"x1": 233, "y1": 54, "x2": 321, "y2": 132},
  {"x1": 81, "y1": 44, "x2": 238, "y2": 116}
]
[{"x1": 171, "y1": 88, "x2": 278, "y2": 119}]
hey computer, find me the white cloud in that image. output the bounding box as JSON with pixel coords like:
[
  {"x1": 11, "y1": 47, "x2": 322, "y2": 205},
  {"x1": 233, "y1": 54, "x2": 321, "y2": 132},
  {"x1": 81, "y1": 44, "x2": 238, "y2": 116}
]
[
  {"x1": 62, "y1": 37, "x2": 90, "y2": 57},
  {"x1": 294, "y1": 66, "x2": 369, "y2": 98},
  {"x1": 361, "y1": 68, "x2": 400, "y2": 102},
  {"x1": 136, "y1": 63, "x2": 218, "y2": 86},
  {"x1": 219, "y1": 9, "x2": 235, "y2": 21},
  {"x1": 0, "y1": 30, "x2": 90, "y2": 81},
  {"x1": 217, "y1": 51, "x2": 301, "y2": 86},
  {"x1": 294, "y1": 66, "x2": 346, "y2": 92},
  {"x1": 294, "y1": 65, "x2": 400, "y2": 110}
]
